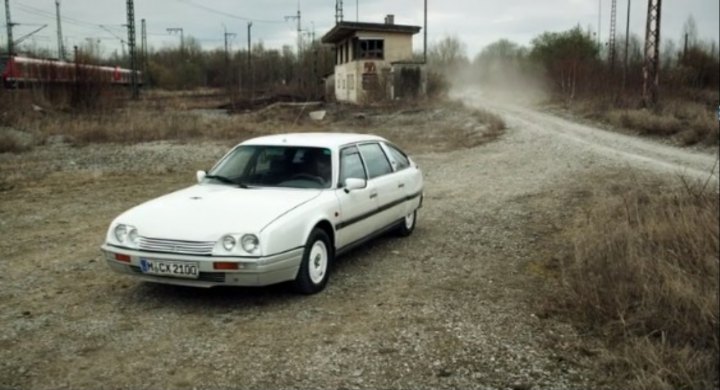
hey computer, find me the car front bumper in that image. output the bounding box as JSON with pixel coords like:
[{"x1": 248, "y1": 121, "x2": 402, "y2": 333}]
[{"x1": 100, "y1": 244, "x2": 303, "y2": 288}]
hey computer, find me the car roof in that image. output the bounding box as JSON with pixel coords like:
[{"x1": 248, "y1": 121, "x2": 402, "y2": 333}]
[{"x1": 241, "y1": 132, "x2": 388, "y2": 149}]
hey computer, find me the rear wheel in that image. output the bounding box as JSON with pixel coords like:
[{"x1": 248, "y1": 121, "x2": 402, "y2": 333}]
[
  {"x1": 293, "y1": 228, "x2": 332, "y2": 294},
  {"x1": 397, "y1": 209, "x2": 417, "y2": 237}
]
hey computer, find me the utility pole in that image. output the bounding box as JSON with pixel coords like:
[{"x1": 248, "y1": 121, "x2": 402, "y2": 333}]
[
  {"x1": 55, "y1": 0, "x2": 65, "y2": 60},
  {"x1": 285, "y1": 3, "x2": 301, "y2": 54},
  {"x1": 642, "y1": 0, "x2": 661, "y2": 106},
  {"x1": 224, "y1": 27, "x2": 235, "y2": 86},
  {"x1": 423, "y1": 0, "x2": 428, "y2": 63},
  {"x1": 622, "y1": 0, "x2": 631, "y2": 90},
  {"x1": 247, "y1": 21, "x2": 252, "y2": 95},
  {"x1": 224, "y1": 29, "x2": 236, "y2": 64},
  {"x1": 141, "y1": 18, "x2": 147, "y2": 77},
  {"x1": 297, "y1": 7, "x2": 302, "y2": 53},
  {"x1": 166, "y1": 27, "x2": 184, "y2": 54},
  {"x1": 608, "y1": 0, "x2": 617, "y2": 70},
  {"x1": 126, "y1": 0, "x2": 139, "y2": 99},
  {"x1": 4, "y1": 0, "x2": 15, "y2": 55},
  {"x1": 335, "y1": 0, "x2": 343, "y2": 23},
  {"x1": 597, "y1": 0, "x2": 602, "y2": 49}
]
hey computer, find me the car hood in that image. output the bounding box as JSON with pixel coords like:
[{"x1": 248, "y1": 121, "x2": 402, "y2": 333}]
[{"x1": 116, "y1": 184, "x2": 321, "y2": 241}]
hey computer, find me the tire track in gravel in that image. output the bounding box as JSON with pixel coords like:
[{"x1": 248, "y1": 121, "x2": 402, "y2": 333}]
[{"x1": 455, "y1": 89, "x2": 719, "y2": 184}]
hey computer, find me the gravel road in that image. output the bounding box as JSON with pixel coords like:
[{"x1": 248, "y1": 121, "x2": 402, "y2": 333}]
[{"x1": 1, "y1": 92, "x2": 717, "y2": 390}]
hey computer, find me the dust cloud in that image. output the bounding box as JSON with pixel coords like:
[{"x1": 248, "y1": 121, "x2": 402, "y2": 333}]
[{"x1": 444, "y1": 58, "x2": 550, "y2": 107}]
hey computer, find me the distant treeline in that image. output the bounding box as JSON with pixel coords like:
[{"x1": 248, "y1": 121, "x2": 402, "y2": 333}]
[
  {"x1": 7, "y1": 15, "x2": 717, "y2": 103},
  {"x1": 425, "y1": 18, "x2": 719, "y2": 104}
]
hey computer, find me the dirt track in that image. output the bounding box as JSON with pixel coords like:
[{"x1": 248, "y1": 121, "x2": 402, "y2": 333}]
[{"x1": 1, "y1": 93, "x2": 717, "y2": 389}]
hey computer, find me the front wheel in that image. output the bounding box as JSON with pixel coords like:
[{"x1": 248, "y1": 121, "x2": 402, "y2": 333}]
[
  {"x1": 293, "y1": 228, "x2": 332, "y2": 294},
  {"x1": 396, "y1": 209, "x2": 417, "y2": 237}
]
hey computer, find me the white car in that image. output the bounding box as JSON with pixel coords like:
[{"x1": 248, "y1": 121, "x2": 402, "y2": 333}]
[{"x1": 101, "y1": 133, "x2": 424, "y2": 294}]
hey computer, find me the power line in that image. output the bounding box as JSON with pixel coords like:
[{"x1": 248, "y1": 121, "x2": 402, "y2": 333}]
[
  {"x1": 174, "y1": 0, "x2": 285, "y2": 24},
  {"x1": 14, "y1": 2, "x2": 98, "y2": 28}
]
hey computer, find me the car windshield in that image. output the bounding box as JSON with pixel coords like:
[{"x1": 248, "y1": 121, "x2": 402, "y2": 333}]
[{"x1": 206, "y1": 145, "x2": 332, "y2": 189}]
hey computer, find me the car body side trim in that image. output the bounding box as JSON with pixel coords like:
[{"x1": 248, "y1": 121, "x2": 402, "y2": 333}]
[
  {"x1": 335, "y1": 191, "x2": 422, "y2": 231},
  {"x1": 336, "y1": 218, "x2": 405, "y2": 257}
]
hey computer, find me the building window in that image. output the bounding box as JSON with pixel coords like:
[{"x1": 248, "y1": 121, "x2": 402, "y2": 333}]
[
  {"x1": 348, "y1": 74, "x2": 354, "y2": 90},
  {"x1": 358, "y1": 39, "x2": 384, "y2": 60}
]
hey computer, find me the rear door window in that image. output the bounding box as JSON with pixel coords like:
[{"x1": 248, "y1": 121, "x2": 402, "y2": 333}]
[{"x1": 358, "y1": 143, "x2": 393, "y2": 179}]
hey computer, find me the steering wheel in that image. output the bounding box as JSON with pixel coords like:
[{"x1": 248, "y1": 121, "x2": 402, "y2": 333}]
[{"x1": 290, "y1": 173, "x2": 325, "y2": 185}]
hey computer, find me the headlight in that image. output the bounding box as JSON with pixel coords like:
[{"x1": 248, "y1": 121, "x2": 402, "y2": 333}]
[
  {"x1": 222, "y1": 235, "x2": 237, "y2": 251},
  {"x1": 114, "y1": 224, "x2": 128, "y2": 243},
  {"x1": 241, "y1": 234, "x2": 259, "y2": 253},
  {"x1": 114, "y1": 224, "x2": 139, "y2": 246},
  {"x1": 128, "y1": 227, "x2": 139, "y2": 245}
]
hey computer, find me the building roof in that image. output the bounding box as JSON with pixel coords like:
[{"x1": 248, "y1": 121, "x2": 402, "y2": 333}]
[{"x1": 321, "y1": 21, "x2": 421, "y2": 44}]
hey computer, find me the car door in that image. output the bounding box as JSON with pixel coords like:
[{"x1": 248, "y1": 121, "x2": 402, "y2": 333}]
[
  {"x1": 381, "y1": 142, "x2": 422, "y2": 217},
  {"x1": 334, "y1": 145, "x2": 379, "y2": 249},
  {"x1": 357, "y1": 142, "x2": 407, "y2": 229}
]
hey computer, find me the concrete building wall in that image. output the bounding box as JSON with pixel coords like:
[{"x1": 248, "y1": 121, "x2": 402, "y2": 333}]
[
  {"x1": 355, "y1": 31, "x2": 414, "y2": 63},
  {"x1": 331, "y1": 31, "x2": 417, "y2": 104},
  {"x1": 334, "y1": 61, "x2": 360, "y2": 103}
]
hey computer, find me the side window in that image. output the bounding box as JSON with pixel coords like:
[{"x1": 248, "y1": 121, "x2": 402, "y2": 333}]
[
  {"x1": 385, "y1": 144, "x2": 410, "y2": 171},
  {"x1": 358, "y1": 143, "x2": 393, "y2": 179},
  {"x1": 339, "y1": 146, "x2": 367, "y2": 185}
]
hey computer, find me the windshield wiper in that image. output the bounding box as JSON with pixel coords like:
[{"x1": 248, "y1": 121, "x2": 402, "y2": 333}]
[{"x1": 204, "y1": 174, "x2": 248, "y2": 188}]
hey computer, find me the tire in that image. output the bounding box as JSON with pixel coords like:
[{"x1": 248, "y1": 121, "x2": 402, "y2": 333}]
[
  {"x1": 293, "y1": 228, "x2": 332, "y2": 294},
  {"x1": 396, "y1": 209, "x2": 417, "y2": 237}
]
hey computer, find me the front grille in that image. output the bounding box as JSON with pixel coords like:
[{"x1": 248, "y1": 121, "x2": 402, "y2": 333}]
[
  {"x1": 129, "y1": 266, "x2": 226, "y2": 283},
  {"x1": 138, "y1": 237, "x2": 215, "y2": 255}
]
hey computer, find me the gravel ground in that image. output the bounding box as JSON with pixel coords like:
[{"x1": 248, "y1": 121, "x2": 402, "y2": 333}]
[{"x1": 0, "y1": 92, "x2": 717, "y2": 390}]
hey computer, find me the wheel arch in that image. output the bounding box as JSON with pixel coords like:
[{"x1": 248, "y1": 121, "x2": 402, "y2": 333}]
[{"x1": 311, "y1": 219, "x2": 336, "y2": 254}]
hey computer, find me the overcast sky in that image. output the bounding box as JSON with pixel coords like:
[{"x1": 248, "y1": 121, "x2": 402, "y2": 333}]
[{"x1": 2, "y1": 0, "x2": 719, "y2": 59}]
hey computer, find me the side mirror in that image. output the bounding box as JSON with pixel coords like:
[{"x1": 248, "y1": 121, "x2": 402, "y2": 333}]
[
  {"x1": 196, "y1": 170, "x2": 207, "y2": 183},
  {"x1": 344, "y1": 178, "x2": 366, "y2": 193}
]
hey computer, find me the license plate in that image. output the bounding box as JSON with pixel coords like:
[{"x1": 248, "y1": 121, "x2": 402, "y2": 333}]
[{"x1": 139, "y1": 258, "x2": 199, "y2": 279}]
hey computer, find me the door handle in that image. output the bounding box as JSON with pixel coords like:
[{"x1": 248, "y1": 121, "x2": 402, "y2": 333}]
[
  {"x1": 398, "y1": 183, "x2": 405, "y2": 188},
  {"x1": 369, "y1": 192, "x2": 378, "y2": 199}
]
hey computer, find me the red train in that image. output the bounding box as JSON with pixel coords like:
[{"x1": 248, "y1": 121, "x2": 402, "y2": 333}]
[{"x1": 1, "y1": 55, "x2": 142, "y2": 88}]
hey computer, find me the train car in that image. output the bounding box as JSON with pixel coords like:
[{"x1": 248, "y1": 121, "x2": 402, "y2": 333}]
[{"x1": 1, "y1": 55, "x2": 142, "y2": 89}]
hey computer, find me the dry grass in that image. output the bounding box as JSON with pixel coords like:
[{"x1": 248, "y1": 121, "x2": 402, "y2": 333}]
[
  {"x1": 0, "y1": 132, "x2": 31, "y2": 153},
  {"x1": 471, "y1": 107, "x2": 506, "y2": 134},
  {"x1": 555, "y1": 177, "x2": 719, "y2": 389},
  {"x1": 567, "y1": 94, "x2": 719, "y2": 147},
  {"x1": 12, "y1": 110, "x2": 258, "y2": 147},
  {"x1": 0, "y1": 89, "x2": 505, "y2": 156}
]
